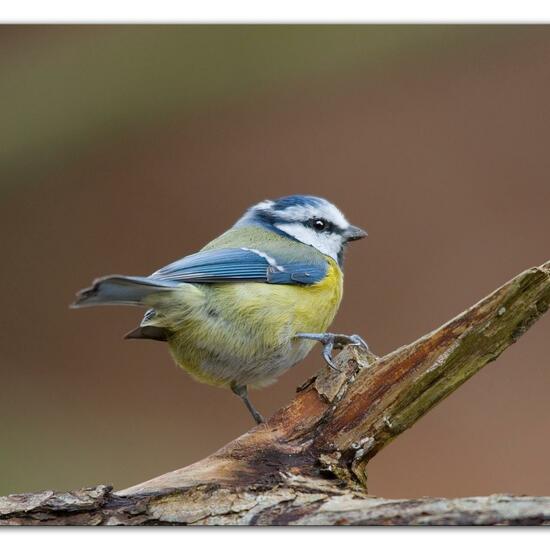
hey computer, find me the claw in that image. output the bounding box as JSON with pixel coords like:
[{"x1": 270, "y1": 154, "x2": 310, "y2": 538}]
[
  {"x1": 295, "y1": 332, "x2": 369, "y2": 372},
  {"x1": 349, "y1": 334, "x2": 370, "y2": 352},
  {"x1": 322, "y1": 339, "x2": 341, "y2": 372}
]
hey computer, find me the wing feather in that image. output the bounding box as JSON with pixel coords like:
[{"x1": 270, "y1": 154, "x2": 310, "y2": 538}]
[{"x1": 151, "y1": 248, "x2": 327, "y2": 285}]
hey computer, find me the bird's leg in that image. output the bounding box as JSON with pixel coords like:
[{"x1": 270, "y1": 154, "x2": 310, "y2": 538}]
[
  {"x1": 295, "y1": 332, "x2": 370, "y2": 372},
  {"x1": 230, "y1": 382, "x2": 265, "y2": 424}
]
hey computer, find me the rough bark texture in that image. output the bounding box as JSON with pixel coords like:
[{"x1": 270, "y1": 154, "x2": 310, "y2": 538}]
[
  {"x1": 2, "y1": 261, "x2": 549, "y2": 526},
  {"x1": 2, "y1": 484, "x2": 550, "y2": 525}
]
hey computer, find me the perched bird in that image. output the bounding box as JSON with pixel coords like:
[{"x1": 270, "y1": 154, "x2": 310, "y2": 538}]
[{"x1": 72, "y1": 195, "x2": 368, "y2": 423}]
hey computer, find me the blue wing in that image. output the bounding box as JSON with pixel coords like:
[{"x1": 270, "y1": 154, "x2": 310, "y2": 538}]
[{"x1": 150, "y1": 248, "x2": 328, "y2": 286}]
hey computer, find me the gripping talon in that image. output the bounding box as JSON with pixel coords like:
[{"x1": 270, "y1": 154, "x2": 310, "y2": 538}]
[
  {"x1": 349, "y1": 334, "x2": 370, "y2": 352},
  {"x1": 322, "y1": 340, "x2": 341, "y2": 372},
  {"x1": 296, "y1": 331, "x2": 369, "y2": 372}
]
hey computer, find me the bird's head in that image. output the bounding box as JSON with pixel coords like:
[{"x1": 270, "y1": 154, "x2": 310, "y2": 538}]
[{"x1": 235, "y1": 195, "x2": 367, "y2": 265}]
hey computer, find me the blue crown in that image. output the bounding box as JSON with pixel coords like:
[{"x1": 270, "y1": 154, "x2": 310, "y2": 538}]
[{"x1": 269, "y1": 195, "x2": 326, "y2": 211}]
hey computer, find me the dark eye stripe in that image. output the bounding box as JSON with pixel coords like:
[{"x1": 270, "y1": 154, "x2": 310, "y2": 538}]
[
  {"x1": 245, "y1": 207, "x2": 347, "y2": 238},
  {"x1": 304, "y1": 218, "x2": 343, "y2": 234}
]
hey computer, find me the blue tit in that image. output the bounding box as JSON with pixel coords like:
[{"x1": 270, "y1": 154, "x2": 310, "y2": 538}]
[{"x1": 72, "y1": 195, "x2": 367, "y2": 423}]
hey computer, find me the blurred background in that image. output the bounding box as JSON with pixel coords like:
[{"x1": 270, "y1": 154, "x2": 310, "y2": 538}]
[{"x1": 1, "y1": 25, "x2": 549, "y2": 498}]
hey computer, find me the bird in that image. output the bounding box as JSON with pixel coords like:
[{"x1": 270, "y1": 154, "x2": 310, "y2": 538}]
[{"x1": 72, "y1": 195, "x2": 368, "y2": 424}]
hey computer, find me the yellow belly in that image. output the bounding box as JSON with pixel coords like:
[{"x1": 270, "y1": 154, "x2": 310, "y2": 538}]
[{"x1": 159, "y1": 258, "x2": 343, "y2": 388}]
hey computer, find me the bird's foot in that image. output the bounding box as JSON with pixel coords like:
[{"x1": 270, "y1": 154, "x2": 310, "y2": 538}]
[
  {"x1": 231, "y1": 382, "x2": 265, "y2": 424},
  {"x1": 295, "y1": 332, "x2": 370, "y2": 372}
]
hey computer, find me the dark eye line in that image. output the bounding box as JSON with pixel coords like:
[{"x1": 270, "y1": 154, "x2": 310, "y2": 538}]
[{"x1": 305, "y1": 217, "x2": 334, "y2": 233}]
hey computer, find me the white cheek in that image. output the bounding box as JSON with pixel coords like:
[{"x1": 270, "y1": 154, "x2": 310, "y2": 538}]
[{"x1": 275, "y1": 223, "x2": 342, "y2": 260}]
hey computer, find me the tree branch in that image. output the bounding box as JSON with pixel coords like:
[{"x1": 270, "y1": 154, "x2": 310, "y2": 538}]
[
  {"x1": 2, "y1": 485, "x2": 550, "y2": 525},
  {"x1": 2, "y1": 261, "x2": 549, "y2": 525}
]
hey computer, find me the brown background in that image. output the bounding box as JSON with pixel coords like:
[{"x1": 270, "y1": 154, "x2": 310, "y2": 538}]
[{"x1": 0, "y1": 25, "x2": 549, "y2": 498}]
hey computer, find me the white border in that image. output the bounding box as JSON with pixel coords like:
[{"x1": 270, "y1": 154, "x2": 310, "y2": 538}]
[
  {"x1": 1, "y1": 0, "x2": 550, "y2": 23},
  {"x1": 1, "y1": 3, "x2": 548, "y2": 545},
  {"x1": 1, "y1": 529, "x2": 548, "y2": 548}
]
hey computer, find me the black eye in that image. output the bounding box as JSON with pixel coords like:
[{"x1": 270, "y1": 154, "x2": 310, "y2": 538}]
[
  {"x1": 305, "y1": 217, "x2": 333, "y2": 232},
  {"x1": 305, "y1": 218, "x2": 330, "y2": 232},
  {"x1": 313, "y1": 219, "x2": 326, "y2": 231}
]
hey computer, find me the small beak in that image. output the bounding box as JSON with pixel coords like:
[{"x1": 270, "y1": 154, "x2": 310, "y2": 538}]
[{"x1": 345, "y1": 225, "x2": 368, "y2": 242}]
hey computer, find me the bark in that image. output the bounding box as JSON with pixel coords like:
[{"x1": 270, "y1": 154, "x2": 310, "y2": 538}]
[
  {"x1": 2, "y1": 485, "x2": 549, "y2": 525},
  {"x1": 2, "y1": 261, "x2": 550, "y2": 526}
]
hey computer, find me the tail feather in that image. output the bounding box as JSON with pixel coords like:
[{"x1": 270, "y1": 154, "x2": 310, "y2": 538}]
[
  {"x1": 71, "y1": 275, "x2": 178, "y2": 308},
  {"x1": 124, "y1": 325, "x2": 171, "y2": 341}
]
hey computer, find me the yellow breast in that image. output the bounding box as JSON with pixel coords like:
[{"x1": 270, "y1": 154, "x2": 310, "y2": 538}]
[
  {"x1": 291, "y1": 257, "x2": 343, "y2": 334},
  {"x1": 163, "y1": 257, "x2": 344, "y2": 388}
]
